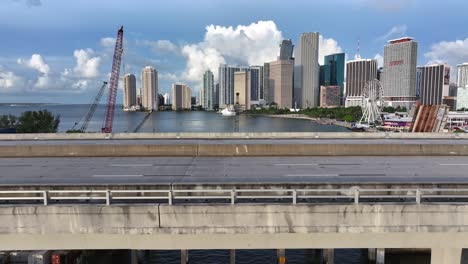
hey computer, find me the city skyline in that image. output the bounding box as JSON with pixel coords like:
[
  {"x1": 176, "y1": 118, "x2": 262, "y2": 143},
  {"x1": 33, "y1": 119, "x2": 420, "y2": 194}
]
[{"x1": 1, "y1": 0, "x2": 468, "y2": 103}]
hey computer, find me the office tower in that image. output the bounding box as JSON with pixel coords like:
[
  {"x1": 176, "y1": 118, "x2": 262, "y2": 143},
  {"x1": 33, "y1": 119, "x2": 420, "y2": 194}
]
[
  {"x1": 123, "y1": 74, "x2": 137, "y2": 109},
  {"x1": 269, "y1": 60, "x2": 294, "y2": 108},
  {"x1": 345, "y1": 59, "x2": 378, "y2": 107},
  {"x1": 249, "y1": 66, "x2": 263, "y2": 102},
  {"x1": 214, "y1": 83, "x2": 220, "y2": 106},
  {"x1": 234, "y1": 70, "x2": 251, "y2": 110},
  {"x1": 457, "y1": 63, "x2": 468, "y2": 110},
  {"x1": 295, "y1": 32, "x2": 320, "y2": 108},
  {"x1": 157, "y1": 94, "x2": 164, "y2": 108},
  {"x1": 320, "y1": 53, "x2": 345, "y2": 105},
  {"x1": 263, "y1": 62, "x2": 271, "y2": 103},
  {"x1": 141, "y1": 66, "x2": 158, "y2": 111},
  {"x1": 163, "y1": 93, "x2": 170, "y2": 105},
  {"x1": 416, "y1": 67, "x2": 423, "y2": 98},
  {"x1": 218, "y1": 64, "x2": 242, "y2": 107},
  {"x1": 320, "y1": 86, "x2": 341, "y2": 108},
  {"x1": 382, "y1": 37, "x2": 418, "y2": 108},
  {"x1": 279, "y1": 39, "x2": 294, "y2": 60},
  {"x1": 172, "y1": 83, "x2": 192, "y2": 110},
  {"x1": 203, "y1": 70, "x2": 214, "y2": 110},
  {"x1": 418, "y1": 64, "x2": 450, "y2": 105}
]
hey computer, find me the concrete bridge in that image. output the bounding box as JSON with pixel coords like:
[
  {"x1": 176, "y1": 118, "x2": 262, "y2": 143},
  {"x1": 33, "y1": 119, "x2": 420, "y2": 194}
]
[{"x1": 2, "y1": 132, "x2": 468, "y2": 263}]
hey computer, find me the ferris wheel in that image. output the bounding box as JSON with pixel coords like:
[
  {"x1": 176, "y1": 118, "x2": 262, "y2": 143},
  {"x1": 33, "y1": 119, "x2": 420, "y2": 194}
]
[{"x1": 359, "y1": 79, "x2": 384, "y2": 125}]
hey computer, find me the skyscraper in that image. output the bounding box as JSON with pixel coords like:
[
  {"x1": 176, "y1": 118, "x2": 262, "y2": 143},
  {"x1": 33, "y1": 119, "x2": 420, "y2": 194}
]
[
  {"x1": 418, "y1": 64, "x2": 450, "y2": 105},
  {"x1": 202, "y1": 70, "x2": 214, "y2": 110},
  {"x1": 163, "y1": 93, "x2": 170, "y2": 105},
  {"x1": 382, "y1": 37, "x2": 418, "y2": 108},
  {"x1": 456, "y1": 63, "x2": 468, "y2": 110},
  {"x1": 295, "y1": 32, "x2": 320, "y2": 108},
  {"x1": 269, "y1": 60, "x2": 294, "y2": 108},
  {"x1": 234, "y1": 70, "x2": 251, "y2": 110},
  {"x1": 123, "y1": 74, "x2": 137, "y2": 110},
  {"x1": 321, "y1": 53, "x2": 345, "y2": 100},
  {"x1": 279, "y1": 39, "x2": 294, "y2": 60},
  {"x1": 345, "y1": 59, "x2": 378, "y2": 107},
  {"x1": 218, "y1": 64, "x2": 241, "y2": 107},
  {"x1": 249, "y1": 66, "x2": 261, "y2": 102},
  {"x1": 172, "y1": 83, "x2": 192, "y2": 110},
  {"x1": 141, "y1": 66, "x2": 158, "y2": 111},
  {"x1": 263, "y1": 62, "x2": 271, "y2": 103}
]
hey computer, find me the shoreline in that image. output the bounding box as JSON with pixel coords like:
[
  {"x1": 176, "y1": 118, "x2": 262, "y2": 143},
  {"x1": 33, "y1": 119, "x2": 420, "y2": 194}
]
[{"x1": 251, "y1": 114, "x2": 354, "y2": 129}]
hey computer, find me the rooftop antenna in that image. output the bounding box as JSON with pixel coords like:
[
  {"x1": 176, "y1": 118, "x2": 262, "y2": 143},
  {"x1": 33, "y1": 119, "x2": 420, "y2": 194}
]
[{"x1": 355, "y1": 37, "x2": 361, "y2": 60}]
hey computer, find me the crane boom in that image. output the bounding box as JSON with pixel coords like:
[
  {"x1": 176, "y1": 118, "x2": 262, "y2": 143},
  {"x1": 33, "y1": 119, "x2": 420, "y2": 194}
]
[
  {"x1": 102, "y1": 26, "x2": 124, "y2": 133},
  {"x1": 80, "y1": 81, "x2": 108, "y2": 132}
]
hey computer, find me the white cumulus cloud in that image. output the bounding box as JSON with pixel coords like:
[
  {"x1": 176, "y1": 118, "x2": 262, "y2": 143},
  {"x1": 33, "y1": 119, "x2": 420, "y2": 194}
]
[
  {"x1": 145, "y1": 40, "x2": 178, "y2": 54},
  {"x1": 378, "y1": 25, "x2": 407, "y2": 41},
  {"x1": 17, "y1": 54, "x2": 50, "y2": 88},
  {"x1": 0, "y1": 68, "x2": 22, "y2": 91},
  {"x1": 319, "y1": 36, "x2": 343, "y2": 64},
  {"x1": 100, "y1": 37, "x2": 116, "y2": 48},
  {"x1": 72, "y1": 49, "x2": 101, "y2": 78},
  {"x1": 425, "y1": 38, "x2": 468, "y2": 81},
  {"x1": 180, "y1": 20, "x2": 283, "y2": 82}
]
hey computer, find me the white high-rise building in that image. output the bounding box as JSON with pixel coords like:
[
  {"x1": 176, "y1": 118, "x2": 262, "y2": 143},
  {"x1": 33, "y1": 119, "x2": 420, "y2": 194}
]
[
  {"x1": 457, "y1": 63, "x2": 468, "y2": 110},
  {"x1": 123, "y1": 74, "x2": 137, "y2": 109},
  {"x1": 163, "y1": 93, "x2": 170, "y2": 105},
  {"x1": 141, "y1": 66, "x2": 158, "y2": 111},
  {"x1": 294, "y1": 32, "x2": 320, "y2": 108},
  {"x1": 202, "y1": 70, "x2": 214, "y2": 110},
  {"x1": 382, "y1": 37, "x2": 418, "y2": 108}
]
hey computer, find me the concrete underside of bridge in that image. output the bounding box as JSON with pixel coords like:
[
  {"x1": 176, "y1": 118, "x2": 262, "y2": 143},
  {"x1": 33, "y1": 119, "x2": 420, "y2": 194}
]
[{"x1": 0, "y1": 204, "x2": 467, "y2": 251}]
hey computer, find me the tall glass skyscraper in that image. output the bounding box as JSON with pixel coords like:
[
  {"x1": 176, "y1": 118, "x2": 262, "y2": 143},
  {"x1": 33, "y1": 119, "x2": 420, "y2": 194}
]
[
  {"x1": 279, "y1": 39, "x2": 294, "y2": 60},
  {"x1": 202, "y1": 70, "x2": 214, "y2": 110}
]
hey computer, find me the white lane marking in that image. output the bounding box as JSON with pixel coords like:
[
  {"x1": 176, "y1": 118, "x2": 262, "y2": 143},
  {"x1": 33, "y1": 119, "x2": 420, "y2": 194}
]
[
  {"x1": 275, "y1": 164, "x2": 318, "y2": 166},
  {"x1": 93, "y1": 174, "x2": 143, "y2": 177},
  {"x1": 109, "y1": 164, "x2": 152, "y2": 167},
  {"x1": 440, "y1": 164, "x2": 468, "y2": 166},
  {"x1": 284, "y1": 174, "x2": 338, "y2": 177}
]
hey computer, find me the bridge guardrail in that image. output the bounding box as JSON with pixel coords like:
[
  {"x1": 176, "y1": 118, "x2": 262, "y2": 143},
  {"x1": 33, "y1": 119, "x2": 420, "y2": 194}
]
[{"x1": 1, "y1": 187, "x2": 468, "y2": 206}]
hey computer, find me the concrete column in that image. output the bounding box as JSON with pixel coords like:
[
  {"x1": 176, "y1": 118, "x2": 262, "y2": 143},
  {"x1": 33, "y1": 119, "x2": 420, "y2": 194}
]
[
  {"x1": 181, "y1": 250, "x2": 189, "y2": 264},
  {"x1": 431, "y1": 248, "x2": 462, "y2": 264},
  {"x1": 323, "y1": 249, "x2": 334, "y2": 264},
  {"x1": 277, "y1": 248, "x2": 286, "y2": 264},
  {"x1": 230, "y1": 249, "x2": 236, "y2": 264},
  {"x1": 376, "y1": 249, "x2": 385, "y2": 264},
  {"x1": 368, "y1": 248, "x2": 376, "y2": 262},
  {"x1": 130, "y1": 250, "x2": 138, "y2": 264}
]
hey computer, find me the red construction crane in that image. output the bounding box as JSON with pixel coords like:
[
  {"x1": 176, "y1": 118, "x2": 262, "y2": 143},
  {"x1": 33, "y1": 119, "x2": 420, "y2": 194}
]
[
  {"x1": 102, "y1": 26, "x2": 124, "y2": 133},
  {"x1": 71, "y1": 81, "x2": 108, "y2": 132}
]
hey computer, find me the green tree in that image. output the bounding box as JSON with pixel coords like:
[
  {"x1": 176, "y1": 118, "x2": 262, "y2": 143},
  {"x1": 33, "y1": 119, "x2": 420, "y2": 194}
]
[
  {"x1": 16, "y1": 110, "x2": 60, "y2": 133},
  {"x1": 0, "y1": 115, "x2": 18, "y2": 128}
]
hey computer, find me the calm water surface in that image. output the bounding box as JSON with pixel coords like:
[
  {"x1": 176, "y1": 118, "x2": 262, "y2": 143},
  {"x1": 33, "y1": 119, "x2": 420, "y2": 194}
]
[{"x1": 0, "y1": 104, "x2": 349, "y2": 133}]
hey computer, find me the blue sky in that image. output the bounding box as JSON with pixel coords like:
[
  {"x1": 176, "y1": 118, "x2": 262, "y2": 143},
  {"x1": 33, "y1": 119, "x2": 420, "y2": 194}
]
[{"x1": 1, "y1": 0, "x2": 468, "y2": 103}]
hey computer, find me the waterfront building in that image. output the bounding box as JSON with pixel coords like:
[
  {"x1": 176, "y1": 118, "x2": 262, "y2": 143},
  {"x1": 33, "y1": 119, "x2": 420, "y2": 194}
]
[
  {"x1": 268, "y1": 60, "x2": 294, "y2": 109},
  {"x1": 249, "y1": 66, "x2": 262, "y2": 102},
  {"x1": 141, "y1": 66, "x2": 158, "y2": 111},
  {"x1": 382, "y1": 37, "x2": 418, "y2": 108},
  {"x1": 320, "y1": 86, "x2": 341, "y2": 108},
  {"x1": 163, "y1": 93, "x2": 170, "y2": 105},
  {"x1": 172, "y1": 83, "x2": 192, "y2": 110},
  {"x1": 234, "y1": 70, "x2": 251, "y2": 110},
  {"x1": 279, "y1": 39, "x2": 294, "y2": 60},
  {"x1": 214, "y1": 83, "x2": 220, "y2": 107},
  {"x1": 294, "y1": 32, "x2": 320, "y2": 108},
  {"x1": 457, "y1": 63, "x2": 468, "y2": 110},
  {"x1": 320, "y1": 53, "x2": 345, "y2": 105},
  {"x1": 123, "y1": 74, "x2": 137, "y2": 109},
  {"x1": 345, "y1": 59, "x2": 378, "y2": 107},
  {"x1": 218, "y1": 64, "x2": 242, "y2": 107},
  {"x1": 157, "y1": 94, "x2": 164, "y2": 108},
  {"x1": 202, "y1": 70, "x2": 215, "y2": 110},
  {"x1": 418, "y1": 64, "x2": 450, "y2": 105},
  {"x1": 263, "y1": 62, "x2": 272, "y2": 104}
]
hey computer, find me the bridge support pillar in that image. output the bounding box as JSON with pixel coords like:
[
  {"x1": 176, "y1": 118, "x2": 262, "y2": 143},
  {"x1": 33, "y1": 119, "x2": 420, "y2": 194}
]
[
  {"x1": 181, "y1": 250, "x2": 189, "y2": 264},
  {"x1": 368, "y1": 248, "x2": 385, "y2": 264},
  {"x1": 277, "y1": 248, "x2": 286, "y2": 264},
  {"x1": 431, "y1": 248, "x2": 462, "y2": 264},
  {"x1": 323, "y1": 249, "x2": 334, "y2": 264},
  {"x1": 230, "y1": 249, "x2": 236, "y2": 264},
  {"x1": 130, "y1": 250, "x2": 138, "y2": 264}
]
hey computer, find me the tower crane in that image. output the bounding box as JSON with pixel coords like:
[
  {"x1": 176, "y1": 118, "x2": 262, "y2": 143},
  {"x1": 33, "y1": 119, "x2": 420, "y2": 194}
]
[
  {"x1": 71, "y1": 81, "x2": 108, "y2": 132},
  {"x1": 102, "y1": 26, "x2": 124, "y2": 133}
]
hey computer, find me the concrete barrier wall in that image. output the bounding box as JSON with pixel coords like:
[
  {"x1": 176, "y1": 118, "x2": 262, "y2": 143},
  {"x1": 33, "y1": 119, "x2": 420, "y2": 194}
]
[
  {"x1": 0, "y1": 132, "x2": 466, "y2": 140},
  {"x1": 1, "y1": 143, "x2": 467, "y2": 157},
  {"x1": 1, "y1": 204, "x2": 468, "y2": 250}
]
